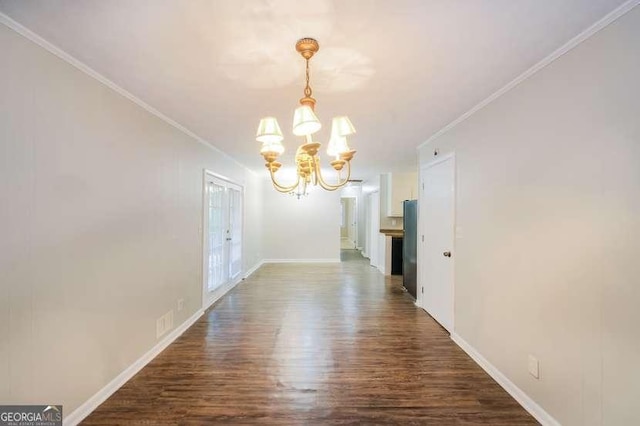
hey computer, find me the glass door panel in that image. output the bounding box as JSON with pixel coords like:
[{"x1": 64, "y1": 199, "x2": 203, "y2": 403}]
[
  {"x1": 203, "y1": 174, "x2": 243, "y2": 308},
  {"x1": 207, "y1": 181, "x2": 227, "y2": 292}
]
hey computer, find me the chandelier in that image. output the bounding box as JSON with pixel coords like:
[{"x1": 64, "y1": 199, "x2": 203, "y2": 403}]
[{"x1": 256, "y1": 38, "x2": 356, "y2": 197}]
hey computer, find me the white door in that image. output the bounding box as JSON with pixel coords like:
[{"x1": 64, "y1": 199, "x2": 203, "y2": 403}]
[
  {"x1": 203, "y1": 173, "x2": 243, "y2": 309},
  {"x1": 419, "y1": 155, "x2": 455, "y2": 333}
]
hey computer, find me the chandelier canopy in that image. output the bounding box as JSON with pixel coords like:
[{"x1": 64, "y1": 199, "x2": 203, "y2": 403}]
[{"x1": 256, "y1": 38, "x2": 357, "y2": 198}]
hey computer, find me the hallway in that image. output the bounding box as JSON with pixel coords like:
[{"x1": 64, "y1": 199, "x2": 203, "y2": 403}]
[{"x1": 84, "y1": 253, "x2": 536, "y2": 424}]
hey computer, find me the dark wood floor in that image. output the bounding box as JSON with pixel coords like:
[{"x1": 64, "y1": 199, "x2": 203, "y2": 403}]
[{"x1": 83, "y1": 250, "x2": 537, "y2": 425}]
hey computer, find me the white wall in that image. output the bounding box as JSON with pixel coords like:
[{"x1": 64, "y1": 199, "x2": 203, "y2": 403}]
[
  {"x1": 242, "y1": 171, "x2": 264, "y2": 271},
  {"x1": 366, "y1": 191, "x2": 381, "y2": 268},
  {"x1": 262, "y1": 181, "x2": 341, "y2": 261},
  {"x1": 0, "y1": 23, "x2": 262, "y2": 414},
  {"x1": 418, "y1": 7, "x2": 640, "y2": 425}
]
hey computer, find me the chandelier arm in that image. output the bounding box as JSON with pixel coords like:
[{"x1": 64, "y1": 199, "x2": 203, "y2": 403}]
[
  {"x1": 269, "y1": 168, "x2": 301, "y2": 193},
  {"x1": 315, "y1": 157, "x2": 351, "y2": 191}
]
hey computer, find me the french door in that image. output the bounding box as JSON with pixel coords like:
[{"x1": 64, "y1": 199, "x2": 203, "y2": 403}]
[{"x1": 203, "y1": 172, "x2": 243, "y2": 309}]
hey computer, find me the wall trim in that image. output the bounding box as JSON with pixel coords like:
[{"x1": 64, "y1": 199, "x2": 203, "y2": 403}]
[
  {"x1": 64, "y1": 309, "x2": 204, "y2": 426},
  {"x1": 419, "y1": 151, "x2": 456, "y2": 168},
  {"x1": 263, "y1": 259, "x2": 341, "y2": 264},
  {"x1": 243, "y1": 260, "x2": 265, "y2": 279},
  {"x1": 417, "y1": 0, "x2": 640, "y2": 149},
  {"x1": 0, "y1": 11, "x2": 250, "y2": 174},
  {"x1": 203, "y1": 275, "x2": 244, "y2": 311},
  {"x1": 204, "y1": 169, "x2": 240, "y2": 187},
  {"x1": 451, "y1": 333, "x2": 561, "y2": 426}
]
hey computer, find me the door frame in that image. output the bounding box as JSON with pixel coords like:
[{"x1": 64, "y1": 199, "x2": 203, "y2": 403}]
[
  {"x1": 201, "y1": 170, "x2": 244, "y2": 311},
  {"x1": 418, "y1": 152, "x2": 456, "y2": 333},
  {"x1": 368, "y1": 191, "x2": 380, "y2": 268},
  {"x1": 340, "y1": 195, "x2": 358, "y2": 249}
]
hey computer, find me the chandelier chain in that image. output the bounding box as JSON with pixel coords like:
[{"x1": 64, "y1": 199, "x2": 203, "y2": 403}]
[{"x1": 304, "y1": 58, "x2": 312, "y2": 98}]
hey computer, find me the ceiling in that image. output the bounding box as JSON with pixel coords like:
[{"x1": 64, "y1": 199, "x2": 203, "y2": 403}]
[{"x1": 0, "y1": 0, "x2": 628, "y2": 182}]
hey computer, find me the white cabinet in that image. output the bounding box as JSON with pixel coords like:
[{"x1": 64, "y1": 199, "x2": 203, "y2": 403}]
[{"x1": 384, "y1": 172, "x2": 417, "y2": 217}]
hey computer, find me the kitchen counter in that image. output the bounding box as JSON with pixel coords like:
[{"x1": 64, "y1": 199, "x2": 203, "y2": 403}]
[{"x1": 380, "y1": 228, "x2": 404, "y2": 238}]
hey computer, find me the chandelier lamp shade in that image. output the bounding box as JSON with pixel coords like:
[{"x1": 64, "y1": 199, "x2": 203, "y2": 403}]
[{"x1": 256, "y1": 38, "x2": 356, "y2": 197}]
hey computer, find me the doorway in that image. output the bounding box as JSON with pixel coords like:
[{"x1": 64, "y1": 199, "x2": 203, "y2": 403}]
[
  {"x1": 418, "y1": 154, "x2": 455, "y2": 333},
  {"x1": 202, "y1": 171, "x2": 243, "y2": 310},
  {"x1": 340, "y1": 197, "x2": 357, "y2": 250}
]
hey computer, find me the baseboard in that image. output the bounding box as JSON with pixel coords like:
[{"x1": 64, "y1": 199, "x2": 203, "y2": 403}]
[
  {"x1": 262, "y1": 258, "x2": 341, "y2": 263},
  {"x1": 203, "y1": 276, "x2": 243, "y2": 311},
  {"x1": 243, "y1": 260, "x2": 264, "y2": 279},
  {"x1": 64, "y1": 309, "x2": 204, "y2": 425},
  {"x1": 450, "y1": 333, "x2": 560, "y2": 426}
]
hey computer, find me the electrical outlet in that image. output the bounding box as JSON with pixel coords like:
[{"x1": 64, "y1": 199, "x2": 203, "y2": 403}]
[
  {"x1": 528, "y1": 355, "x2": 540, "y2": 379},
  {"x1": 391, "y1": 219, "x2": 397, "y2": 226},
  {"x1": 177, "y1": 298, "x2": 184, "y2": 312}
]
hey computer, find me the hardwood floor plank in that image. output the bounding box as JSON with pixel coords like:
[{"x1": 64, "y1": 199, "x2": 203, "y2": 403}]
[{"x1": 83, "y1": 253, "x2": 537, "y2": 425}]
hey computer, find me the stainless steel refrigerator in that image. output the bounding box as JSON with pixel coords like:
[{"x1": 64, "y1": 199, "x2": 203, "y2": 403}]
[{"x1": 403, "y1": 200, "x2": 418, "y2": 299}]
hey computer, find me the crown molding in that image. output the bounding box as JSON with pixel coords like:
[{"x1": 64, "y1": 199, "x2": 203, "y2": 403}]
[
  {"x1": 418, "y1": 0, "x2": 640, "y2": 150},
  {"x1": 0, "y1": 11, "x2": 251, "y2": 173}
]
